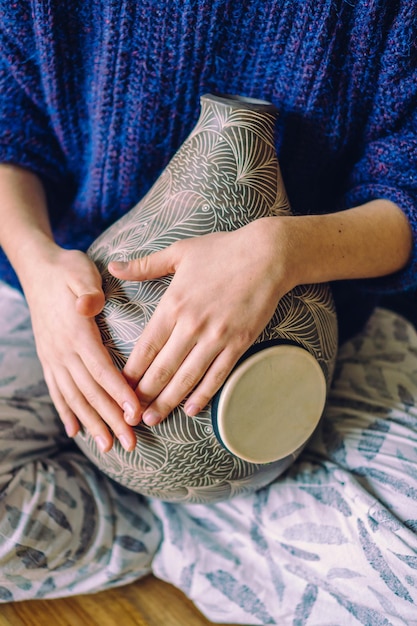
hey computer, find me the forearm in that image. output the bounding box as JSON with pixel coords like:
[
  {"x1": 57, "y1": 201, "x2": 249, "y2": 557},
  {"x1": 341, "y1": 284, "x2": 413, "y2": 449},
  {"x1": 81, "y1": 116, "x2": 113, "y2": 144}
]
[
  {"x1": 0, "y1": 164, "x2": 58, "y2": 288},
  {"x1": 272, "y1": 199, "x2": 413, "y2": 292},
  {"x1": 0, "y1": 164, "x2": 141, "y2": 448}
]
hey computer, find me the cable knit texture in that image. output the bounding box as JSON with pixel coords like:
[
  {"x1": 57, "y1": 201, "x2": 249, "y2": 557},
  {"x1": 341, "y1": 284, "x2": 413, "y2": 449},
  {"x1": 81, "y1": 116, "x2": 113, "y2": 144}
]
[{"x1": 0, "y1": 0, "x2": 416, "y2": 341}]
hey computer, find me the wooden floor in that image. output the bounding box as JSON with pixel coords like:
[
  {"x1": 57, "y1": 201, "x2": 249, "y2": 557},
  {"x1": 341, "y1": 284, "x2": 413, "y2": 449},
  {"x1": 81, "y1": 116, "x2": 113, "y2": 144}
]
[{"x1": 0, "y1": 575, "x2": 241, "y2": 626}]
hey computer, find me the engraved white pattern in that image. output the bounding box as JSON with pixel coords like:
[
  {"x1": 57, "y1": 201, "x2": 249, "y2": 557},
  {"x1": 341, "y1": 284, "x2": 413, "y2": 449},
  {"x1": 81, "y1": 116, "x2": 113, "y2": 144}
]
[{"x1": 75, "y1": 95, "x2": 338, "y2": 503}]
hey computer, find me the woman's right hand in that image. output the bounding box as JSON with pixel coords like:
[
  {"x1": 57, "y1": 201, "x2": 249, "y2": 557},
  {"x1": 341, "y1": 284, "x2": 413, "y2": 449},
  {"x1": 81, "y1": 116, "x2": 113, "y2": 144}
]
[{"x1": 22, "y1": 243, "x2": 142, "y2": 452}]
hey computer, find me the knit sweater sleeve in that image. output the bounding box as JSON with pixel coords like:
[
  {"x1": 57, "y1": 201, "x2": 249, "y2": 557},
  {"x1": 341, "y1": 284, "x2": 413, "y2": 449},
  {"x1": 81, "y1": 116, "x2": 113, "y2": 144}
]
[
  {"x1": 342, "y1": 5, "x2": 417, "y2": 294},
  {"x1": 0, "y1": 1, "x2": 65, "y2": 184}
]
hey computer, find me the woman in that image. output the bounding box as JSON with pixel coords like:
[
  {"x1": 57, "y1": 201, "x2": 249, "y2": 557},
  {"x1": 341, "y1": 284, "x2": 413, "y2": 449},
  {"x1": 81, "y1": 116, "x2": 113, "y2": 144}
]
[{"x1": 0, "y1": 1, "x2": 416, "y2": 623}]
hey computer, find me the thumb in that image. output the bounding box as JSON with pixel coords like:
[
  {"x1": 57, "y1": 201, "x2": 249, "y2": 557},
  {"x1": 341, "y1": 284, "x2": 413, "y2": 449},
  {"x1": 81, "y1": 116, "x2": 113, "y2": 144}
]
[
  {"x1": 75, "y1": 291, "x2": 105, "y2": 317},
  {"x1": 108, "y1": 246, "x2": 178, "y2": 281},
  {"x1": 69, "y1": 265, "x2": 105, "y2": 317}
]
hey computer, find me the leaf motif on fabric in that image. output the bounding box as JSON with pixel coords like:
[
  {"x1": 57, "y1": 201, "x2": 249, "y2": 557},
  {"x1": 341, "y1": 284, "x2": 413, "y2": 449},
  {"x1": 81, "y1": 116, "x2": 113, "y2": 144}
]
[
  {"x1": 250, "y1": 521, "x2": 269, "y2": 554},
  {"x1": 393, "y1": 317, "x2": 409, "y2": 343},
  {"x1": 293, "y1": 583, "x2": 318, "y2": 626},
  {"x1": 368, "y1": 586, "x2": 410, "y2": 625},
  {"x1": 73, "y1": 488, "x2": 97, "y2": 559},
  {"x1": 0, "y1": 375, "x2": 16, "y2": 387},
  {"x1": 6, "y1": 504, "x2": 57, "y2": 541},
  {"x1": 115, "y1": 499, "x2": 152, "y2": 533},
  {"x1": 321, "y1": 419, "x2": 347, "y2": 463},
  {"x1": 279, "y1": 542, "x2": 320, "y2": 561},
  {"x1": 269, "y1": 501, "x2": 305, "y2": 520},
  {"x1": 38, "y1": 502, "x2": 72, "y2": 532},
  {"x1": 396, "y1": 449, "x2": 417, "y2": 481},
  {"x1": 327, "y1": 568, "x2": 363, "y2": 579},
  {"x1": 397, "y1": 384, "x2": 415, "y2": 408},
  {"x1": 372, "y1": 352, "x2": 406, "y2": 364},
  {"x1": 283, "y1": 523, "x2": 349, "y2": 545},
  {"x1": 266, "y1": 553, "x2": 286, "y2": 604},
  {"x1": 53, "y1": 485, "x2": 77, "y2": 509},
  {"x1": 18, "y1": 479, "x2": 41, "y2": 496},
  {"x1": 300, "y1": 486, "x2": 352, "y2": 516},
  {"x1": 404, "y1": 519, "x2": 417, "y2": 533},
  {"x1": 179, "y1": 563, "x2": 195, "y2": 595},
  {"x1": 35, "y1": 576, "x2": 56, "y2": 598},
  {"x1": 252, "y1": 487, "x2": 270, "y2": 519},
  {"x1": 205, "y1": 570, "x2": 276, "y2": 624},
  {"x1": 189, "y1": 527, "x2": 241, "y2": 566},
  {"x1": 364, "y1": 365, "x2": 390, "y2": 399},
  {"x1": 354, "y1": 467, "x2": 417, "y2": 500},
  {"x1": 368, "y1": 504, "x2": 402, "y2": 532},
  {"x1": 0, "y1": 586, "x2": 13, "y2": 601},
  {"x1": 358, "y1": 419, "x2": 390, "y2": 461},
  {"x1": 12, "y1": 380, "x2": 50, "y2": 399},
  {"x1": 285, "y1": 563, "x2": 394, "y2": 626},
  {"x1": 15, "y1": 544, "x2": 48, "y2": 569},
  {"x1": 92, "y1": 545, "x2": 112, "y2": 565},
  {"x1": 162, "y1": 502, "x2": 185, "y2": 550},
  {"x1": 0, "y1": 419, "x2": 14, "y2": 430},
  {"x1": 392, "y1": 553, "x2": 417, "y2": 570},
  {"x1": 189, "y1": 516, "x2": 222, "y2": 532},
  {"x1": 357, "y1": 519, "x2": 413, "y2": 602},
  {"x1": 4, "y1": 573, "x2": 33, "y2": 591},
  {"x1": 2, "y1": 424, "x2": 49, "y2": 442},
  {"x1": 330, "y1": 395, "x2": 391, "y2": 417},
  {"x1": 0, "y1": 446, "x2": 13, "y2": 462},
  {"x1": 115, "y1": 535, "x2": 148, "y2": 553}
]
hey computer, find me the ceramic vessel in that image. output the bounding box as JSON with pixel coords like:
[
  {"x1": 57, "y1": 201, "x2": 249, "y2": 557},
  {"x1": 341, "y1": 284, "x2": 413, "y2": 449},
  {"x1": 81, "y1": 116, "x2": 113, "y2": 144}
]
[{"x1": 75, "y1": 94, "x2": 338, "y2": 503}]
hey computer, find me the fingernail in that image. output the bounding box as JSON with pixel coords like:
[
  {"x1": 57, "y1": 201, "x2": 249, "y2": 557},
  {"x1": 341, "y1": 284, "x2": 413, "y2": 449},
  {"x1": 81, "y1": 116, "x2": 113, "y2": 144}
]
[
  {"x1": 64, "y1": 423, "x2": 77, "y2": 438},
  {"x1": 95, "y1": 435, "x2": 109, "y2": 452},
  {"x1": 110, "y1": 260, "x2": 128, "y2": 270},
  {"x1": 143, "y1": 410, "x2": 162, "y2": 427},
  {"x1": 184, "y1": 403, "x2": 201, "y2": 417},
  {"x1": 119, "y1": 434, "x2": 134, "y2": 451},
  {"x1": 123, "y1": 401, "x2": 137, "y2": 425}
]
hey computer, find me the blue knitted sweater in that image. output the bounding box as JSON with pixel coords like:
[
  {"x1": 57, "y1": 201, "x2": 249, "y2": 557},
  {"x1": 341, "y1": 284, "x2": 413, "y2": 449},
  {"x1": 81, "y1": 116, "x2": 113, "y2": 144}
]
[{"x1": 0, "y1": 0, "x2": 416, "y2": 342}]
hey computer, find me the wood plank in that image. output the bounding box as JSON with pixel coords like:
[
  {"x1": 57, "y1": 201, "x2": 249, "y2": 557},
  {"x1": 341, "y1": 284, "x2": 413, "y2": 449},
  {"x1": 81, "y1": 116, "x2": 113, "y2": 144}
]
[{"x1": 0, "y1": 576, "x2": 242, "y2": 626}]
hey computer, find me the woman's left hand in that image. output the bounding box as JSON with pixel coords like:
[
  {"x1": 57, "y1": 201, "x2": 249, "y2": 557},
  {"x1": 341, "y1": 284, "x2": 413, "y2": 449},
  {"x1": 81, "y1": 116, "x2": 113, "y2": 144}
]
[{"x1": 108, "y1": 218, "x2": 290, "y2": 426}]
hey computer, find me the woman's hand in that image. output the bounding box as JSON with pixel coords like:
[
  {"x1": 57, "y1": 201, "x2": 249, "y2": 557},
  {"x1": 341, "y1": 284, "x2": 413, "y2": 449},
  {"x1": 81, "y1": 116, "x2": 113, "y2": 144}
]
[
  {"x1": 0, "y1": 165, "x2": 142, "y2": 452},
  {"x1": 109, "y1": 218, "x2": 289, "y2": 426},
  {"x1": 23, "y1": 245, "x2": 142, "y2": 452},
  {"x1": 108, "y1": 197, "x2": 413, "y2": 428}
]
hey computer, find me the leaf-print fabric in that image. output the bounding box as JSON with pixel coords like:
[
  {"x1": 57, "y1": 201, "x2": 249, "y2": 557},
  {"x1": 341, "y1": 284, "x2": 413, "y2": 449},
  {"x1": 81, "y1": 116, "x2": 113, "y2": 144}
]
[
  {"x1": 0, "y1": 283, "x2": 160, "y2": 599},
  {"x1": 0, "y1": 281, "x2": 416, "y2": 625},
  {"x1": 150, "y1": 303, "x2": 417, "y2": 624}
]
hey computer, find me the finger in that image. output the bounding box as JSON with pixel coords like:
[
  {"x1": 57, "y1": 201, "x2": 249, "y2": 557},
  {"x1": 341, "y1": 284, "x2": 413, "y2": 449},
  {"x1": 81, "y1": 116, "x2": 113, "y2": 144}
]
[
  {"x1": 53, "y1": 363, "x2": 114, "y2": 452},
  {"x1": 141, "y1": 340, "x2": 224, "y2": 426},
  {"x1": 75, "y1": 291, "x2": 106, "y2": 317},
  {"x1": 122, "y1": 304, "x2": 174, "y2": 386},
  {"x1": 80, "y1": 321, "x2": 143, "y2": 424},
  {"x1": 135, "y1": 320, "x2": 200, "y2": 407},
  {"x1": 68, "y1": 259, "x2": 106, "y2": 317},
  {"x1": 44, "y1": 370, "x2": 80, "y2": 438},
  {"x1": 183, "y1": 349, "x2": 239, "y2": 417},
  {"x1": 58, "y1": 360, "x2": 137, "y2": 452},
  {"x1": 108, "y1": 243, "x2": 181, "y2": 281}
]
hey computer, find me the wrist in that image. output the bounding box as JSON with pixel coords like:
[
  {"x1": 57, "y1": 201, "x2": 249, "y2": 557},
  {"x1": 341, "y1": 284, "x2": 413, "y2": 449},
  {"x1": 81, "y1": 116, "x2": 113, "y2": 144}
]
[
  {"x1": 244, "y1": 217, "x2": 298, "y2": 297},
  {"x1": 13, "y1": 232, "x2": 61, "y2": 284},
  {"x1": 266, "y1": 199, "x2": 412, "y2": 288}
]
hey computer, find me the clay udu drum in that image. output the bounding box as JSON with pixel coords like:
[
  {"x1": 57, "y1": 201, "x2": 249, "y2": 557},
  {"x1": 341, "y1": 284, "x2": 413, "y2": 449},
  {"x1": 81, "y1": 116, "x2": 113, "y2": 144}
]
[{"x1": 74, "y1": 94, "x2": 338, "y2": 504}]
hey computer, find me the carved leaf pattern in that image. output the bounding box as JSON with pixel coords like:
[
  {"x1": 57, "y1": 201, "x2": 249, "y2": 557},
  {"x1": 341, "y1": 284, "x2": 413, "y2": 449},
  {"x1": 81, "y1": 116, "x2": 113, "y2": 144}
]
[{"x1": 79, "y1": 95, "x2": 338, "y2": 503}]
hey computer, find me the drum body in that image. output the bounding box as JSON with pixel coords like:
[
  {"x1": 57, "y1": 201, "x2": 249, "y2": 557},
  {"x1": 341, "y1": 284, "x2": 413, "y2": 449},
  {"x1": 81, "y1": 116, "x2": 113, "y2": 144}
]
[{"x1": 75, "y1": 94, "x2": 338, "y2": 503}]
